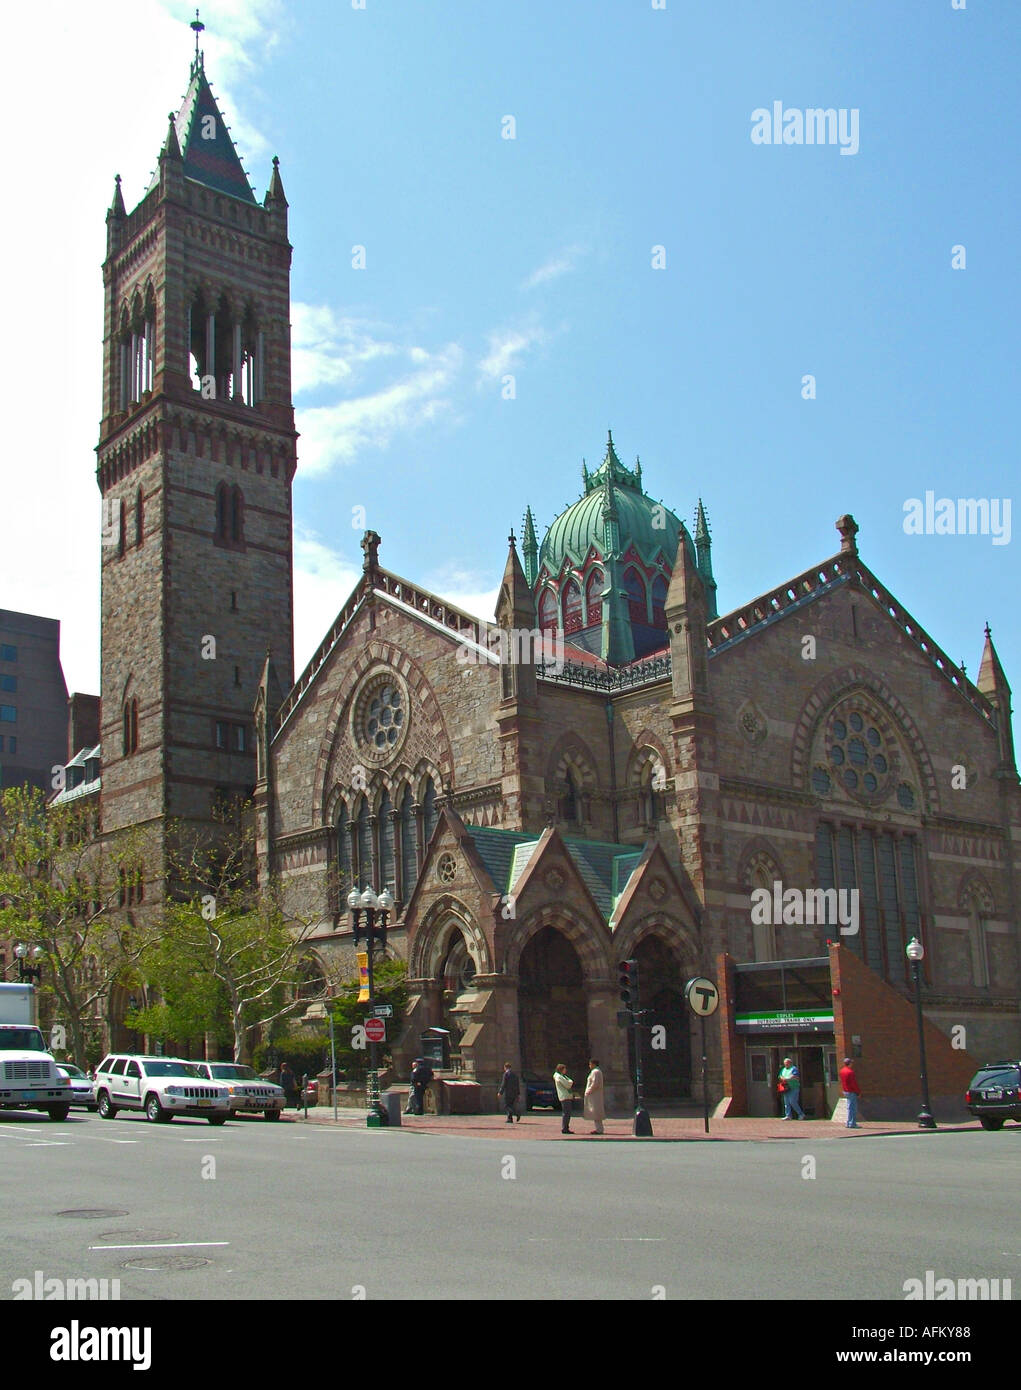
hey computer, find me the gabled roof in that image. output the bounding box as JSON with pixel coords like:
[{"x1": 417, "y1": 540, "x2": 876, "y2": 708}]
[
  {"x1": 148, "y1": 57, "x2": 256, "y2": 204},
  {"x1": 465, "y1": 825, "x2": 643, "y2": 923}
]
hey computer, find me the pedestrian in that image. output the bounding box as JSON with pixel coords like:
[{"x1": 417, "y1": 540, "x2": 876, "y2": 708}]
[
  {"x1": 497, "y1": 1061, "x2": 521, "y2": 1122},
  {"x1": 553, "y1": 1063, "x2": 574, "y2": 1134},
  {"x1": 839, "y1": 1056, "x2": 861, "y2": 1128},
  {"x1": 778, "y1": 1056, "x2": 805, "y2": 1119},
  {"x1": 583, "y1": 1058, "x2": 605, "y2": 1135},
  {"x1": 279, "y1": 1061, "x2": 298, "y2": 1109},
  {"x1": 410, "y1": 1056, "x2": 434, "y2": 1115}
]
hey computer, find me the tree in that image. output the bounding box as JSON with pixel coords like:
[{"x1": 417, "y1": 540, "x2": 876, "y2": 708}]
[
  {"x1": 0, "y1": 784, "x2": 158, "y2": 1066},
  {"x1": 321, "y1": 958, "x2": 409, "y2": 1079},
  {"x1": 150, "y1": 813, "x2": 332, "y2": 1062}
]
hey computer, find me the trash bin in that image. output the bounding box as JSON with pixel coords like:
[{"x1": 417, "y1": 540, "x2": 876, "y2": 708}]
[{"x1": 382, "y1": 1091, "x2": 402, "y2": 1127}]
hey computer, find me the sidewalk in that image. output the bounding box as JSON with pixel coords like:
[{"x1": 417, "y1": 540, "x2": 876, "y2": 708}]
[{"x1": 282, "y1": 1107, "x2": 979, "y2": 1141}]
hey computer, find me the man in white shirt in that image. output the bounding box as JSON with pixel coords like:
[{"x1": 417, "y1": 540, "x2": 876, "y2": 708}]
[{"x1": 553, "y1": 1064, "x2": 574, "y2": 1134}]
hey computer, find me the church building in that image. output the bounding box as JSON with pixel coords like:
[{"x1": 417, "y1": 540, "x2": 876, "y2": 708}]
[{"x1": 88, "y1": 42, "x2": 1020, "y2": 1116}]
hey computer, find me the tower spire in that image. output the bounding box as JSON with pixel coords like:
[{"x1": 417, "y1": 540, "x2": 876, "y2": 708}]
[{"x1": 191, "y1": 9, "x2": 205, "y2": 75}]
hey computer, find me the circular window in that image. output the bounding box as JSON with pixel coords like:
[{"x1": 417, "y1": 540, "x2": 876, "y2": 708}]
[
  {"x1": 824, "y1": 705, "x2": 899, "y2": 806},
  {"x1": 352, "y1": 670, "x2": 410, "y2": 763},
  {"x1": 812, "y1": 767, "x2": 832, "y2": 796},
  {"x1": 437, "y1": 852, "x2": 457, "y2": 885},
  {"x1": 897, "y1": 783, "x2": 916, "y2": 810}
]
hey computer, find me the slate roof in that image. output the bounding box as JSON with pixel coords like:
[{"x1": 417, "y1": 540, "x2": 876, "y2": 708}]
[
  {"x1": 148, "y1": 59, "x2": 256, "y2": 204},
  {"x1": 465, "y1": 826, "x2": 643, "y2": 923}
]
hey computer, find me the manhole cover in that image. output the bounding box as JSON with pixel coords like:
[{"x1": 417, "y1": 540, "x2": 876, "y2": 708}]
[
  {"x1": 122, "y1": 1255, "x2": 211, "y2": 1272},
  {"x1": 97, "y1": 1230, "x2": 178, "y2": 1243},
  {"x1": 56, "y1": 1209, "x2": 129, "y2": 1219}
]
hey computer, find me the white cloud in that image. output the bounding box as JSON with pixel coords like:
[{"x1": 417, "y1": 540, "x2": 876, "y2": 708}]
[
  {"x1": 296, "y1": 343, "x2": 463, "y2": 475},
  {"x1": 521, "y1": 244, "x2": 586, "y2": 290},
  {"x1": 291, "y1": 304, "x2": 402, "y2": 394},
  {"x1": 292, "y1": 527, "x2": 362, "y2": 676},
  {"x1": 477, "y1": 324, "x2": 547, "y2": 382}
]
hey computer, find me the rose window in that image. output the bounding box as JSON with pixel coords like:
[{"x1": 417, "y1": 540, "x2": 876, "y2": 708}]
[
  {"x1": 367, "y1": 684, "x2": 403, "y2": 749},
  {"x1": 353, "y1": 671, "x2": 410, "y2": 762},
  {"x1": 825, "y1": 706, "x2": 898, "y2": 803}
]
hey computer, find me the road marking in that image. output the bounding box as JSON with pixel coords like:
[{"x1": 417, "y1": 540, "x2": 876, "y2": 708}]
[
  {"x1": 24, "y1": 1141, "x2": 71, "y2": 1147},
  {"x1": 89, "y1": 1241, "x2": 230, "y2": 1251}
]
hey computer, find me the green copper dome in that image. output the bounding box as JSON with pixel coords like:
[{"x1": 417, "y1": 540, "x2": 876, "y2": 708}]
[{"x1": 537, "y1": 433, "x2": 688, "y2": 579}]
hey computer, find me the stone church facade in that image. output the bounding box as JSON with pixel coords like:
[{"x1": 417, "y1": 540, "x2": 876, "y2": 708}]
[{"x1": 86, "y1": 47, "x2": 1020, "y2": 1110}]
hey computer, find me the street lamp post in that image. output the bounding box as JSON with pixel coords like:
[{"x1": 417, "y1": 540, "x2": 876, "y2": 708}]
[
  {"x1": 905, "y1": 936, "x2": 937, "y2": 1130},
  {"x1": 14, "y1": 943, "x2": 43, "y2": 983},
  {"x1": 348, "y1": 885, "x2": 394, "y2": 1125}
]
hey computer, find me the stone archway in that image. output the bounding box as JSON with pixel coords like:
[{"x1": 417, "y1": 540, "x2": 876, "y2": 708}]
[
  {"x1": 630, "y1": 935, "x2": 691, "y2": 1100},
  {"x1": 517, "y1": 926, "x2": 590, "y2": 1082}
]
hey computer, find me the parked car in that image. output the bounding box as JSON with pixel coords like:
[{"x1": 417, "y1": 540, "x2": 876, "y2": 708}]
[
  {"x1": 57, "y1": 1063, "x2": 97, "y2": 1111},
  {"x1": 523, "y1": 1072, "x2": 560, "y2": 1111},
  {"x1": 965, "y1": 1060, "x2": 1021, "y2": 1130},
  {"x1": 94, "y1": 1054, "x2": 231, "y2": 1125},
  {"x1": 192, "y1": 1062, "x2": 285, "y2": 1120}
]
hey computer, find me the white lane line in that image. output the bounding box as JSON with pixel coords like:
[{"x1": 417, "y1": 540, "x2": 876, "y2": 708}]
[
  {"x1": 89, "y1": 1241, "x2": 230, "y2": 1251},
  {"x1": 24, "y1": 1141, "x2": 72, "y2": 1147}
]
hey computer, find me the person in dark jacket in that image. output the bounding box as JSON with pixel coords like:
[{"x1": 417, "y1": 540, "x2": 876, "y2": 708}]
[
  {"x1": 498, "y1": 1062, "x2": 521, "y2": 1122},
  {"x1": 279, "y1": 1062, "x2": 299, "y2": 1109},
  {"x1": 410, "y1": 1058, "x2": 434, "y2": 1115}
]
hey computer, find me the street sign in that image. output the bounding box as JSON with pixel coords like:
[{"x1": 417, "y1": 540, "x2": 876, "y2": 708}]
[
  {"x1": 364, "y1": 1017, "x2": 386, "y2": 1043},
  {"x1": 369, "y1": 1004, "x2": 393, "y2": 1018},
  {"x1": 684, "y1": 976, "x2": 719, "y2": 1017}
]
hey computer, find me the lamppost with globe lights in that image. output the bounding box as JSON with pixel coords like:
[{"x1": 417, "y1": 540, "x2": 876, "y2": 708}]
[
  {"x1": 347, "y1": 885, "x2": 394, "y2": 1124},
  {"x1": 906, "y1": 936, "x2": 937, "y2": 1130},
  {"x1": 15, "y1": 943, "x2": 43, "y2": 983}
]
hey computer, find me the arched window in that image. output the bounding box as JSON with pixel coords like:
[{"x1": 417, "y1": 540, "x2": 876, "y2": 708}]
[
  {"x1": 562, "y1": 579, "x2": 583, "y2": 635},
  {"x1": 135, "y1": 486, "x2": 144, "y2": 548},
  {"x1": 623, "y1": 568, "x2": 647, "y2": 624},
  {"x1": 751, "y1": 863, "x2": 778, "y2": 962},
  {"x1": 585, "y1": 569, "x2": 604, "y2": 627},
  {"x1": 651, "y1": 574, "x2": 668, "y2": 628},
  {"x1": 231, "y1": 485, "x2": 244, "y2": 543},
  {"x1": 400, "y1": 786, "x2": 418, "y2": 899},
  {"x1": 422, "y1": 778, "x2": 438, "y2": 852},
  {"x1": 337, "y1": 804, "x2": 350, "y2": 885},
  {"x1": 122, "y1": 698, "x2": 138, "y2": 756},
  {"x1": 559, "y1": 771, "x2": 579, "y2": 825},
  {"x1": 215, "y1": 483, "x2": 229, "y2": 540},
  {"x1": 378, "y1": 789, "x2": 395, "y2": 896},
  {"x1": 117, "y1": 497, "x2": 126, "y2": 558},
  {"x1": 355, "y1": 798, "x2": 372, "y2": 889},
  {"x1": 539, "y1": 588, "x2": 558, "y2": 634}
]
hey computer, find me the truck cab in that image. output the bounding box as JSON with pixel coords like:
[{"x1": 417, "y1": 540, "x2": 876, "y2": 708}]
[{"x1": 0, "y1": 983, "x2": 72, "y2": 1122}]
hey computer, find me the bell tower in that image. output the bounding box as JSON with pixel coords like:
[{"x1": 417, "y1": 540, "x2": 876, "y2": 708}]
[{"x1": 97, "y1": 26, "x2": 296, "y2": 851}]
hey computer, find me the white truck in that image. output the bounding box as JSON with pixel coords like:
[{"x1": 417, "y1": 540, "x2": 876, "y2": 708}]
[{"x1": 0, "y1": 982, "x2": 71, "y2": 1121}]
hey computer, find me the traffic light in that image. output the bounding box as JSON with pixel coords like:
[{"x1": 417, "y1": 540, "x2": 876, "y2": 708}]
[{"x1": 618, "y1": 958, "x2": 638, "y2": 1010}]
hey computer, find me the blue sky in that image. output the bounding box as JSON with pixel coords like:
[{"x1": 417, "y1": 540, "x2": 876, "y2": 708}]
[{"x1": 8, "y1": 0, "x2": 1018, "y2": 714}]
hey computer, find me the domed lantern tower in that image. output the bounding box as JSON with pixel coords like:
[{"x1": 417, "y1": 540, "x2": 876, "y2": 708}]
[{"x1": 524, "y1": 433, "x2": 716, "y2": 665}]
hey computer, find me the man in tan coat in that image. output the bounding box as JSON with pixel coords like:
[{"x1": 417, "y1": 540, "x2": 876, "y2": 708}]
[{"x1": 584, "y1": 1058, "x2": 605, "y2": 1135}]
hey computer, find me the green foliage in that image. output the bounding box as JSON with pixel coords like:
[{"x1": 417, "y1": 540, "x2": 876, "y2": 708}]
[
  {"x1": 252, "y1": 1032, "x2": 328, "y2": 1074},
  {"x1": 325, "y1": 958, "x2": 409, "y2": 1078}
]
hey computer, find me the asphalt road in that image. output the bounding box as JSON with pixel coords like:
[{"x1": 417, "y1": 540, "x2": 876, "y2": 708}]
[{"x1": 1, "y1": 1109, "x2": 1018, "y2": 1301}]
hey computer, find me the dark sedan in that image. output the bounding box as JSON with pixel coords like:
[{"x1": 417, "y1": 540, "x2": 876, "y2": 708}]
[{"x1": 523, "y1": 1072, "x2": 560, "y2": 1111}]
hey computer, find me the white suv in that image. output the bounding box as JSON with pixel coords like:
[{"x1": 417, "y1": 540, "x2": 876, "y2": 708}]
[
  {"x1": 95, "y1": 1055, "x2": 231, "y2": 1125},
  {"x1": 192, "y1": 1062, "x2": 285, "y2": 1120}
]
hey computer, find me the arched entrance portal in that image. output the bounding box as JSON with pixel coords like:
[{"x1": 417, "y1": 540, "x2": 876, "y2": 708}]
[
  {"x1": 517, "y1": 927, "x2": 589, "y2": 1080},
  {"x1": 627, "y1": 936, "x2": 691, "y2": 1099}
]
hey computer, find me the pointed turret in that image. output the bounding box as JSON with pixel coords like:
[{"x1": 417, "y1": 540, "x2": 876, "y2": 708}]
[
  {"x1": 161, "y1": 110, "x2": 182, "y2": 163},
  {"x1": 693, "y1": 498, "x2": 718, "y2": 620},
  {"x1": 522, "y1": 506, "x2": 538, "y2": 587},
  {"x1": 109, "y1": 174, "x2": 126, "y2": 218},
  {"x1": 265, "y1": 155, "x2": 288, "y2": 208},
  {"x1": 665, "y1": 530, "x2": 709, "y2": 708},
  {"x1": 495, "y1": 531, "x2": 538, "y2": 705},
  {"x1": 978, "y1": 625, "x2": 1017, "y2": 778},
  {"x1": 495, "y1": 530, "x2": 537, "y2": 632}
]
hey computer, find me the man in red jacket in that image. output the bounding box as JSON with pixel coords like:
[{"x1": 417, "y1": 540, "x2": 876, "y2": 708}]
[{"x1": 839, "y1": 1057, "x2": 861, "y2": 1128}]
